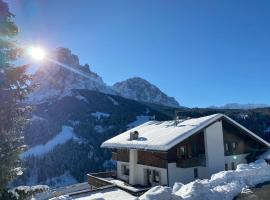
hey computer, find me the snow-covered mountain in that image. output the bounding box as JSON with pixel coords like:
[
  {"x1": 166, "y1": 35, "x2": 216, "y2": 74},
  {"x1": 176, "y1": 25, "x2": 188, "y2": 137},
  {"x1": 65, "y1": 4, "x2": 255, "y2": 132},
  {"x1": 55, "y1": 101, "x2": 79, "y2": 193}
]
[
  {"x1": 28, "y1": 47, "x2": 115, "y2": 103},
  {"x1": 210, "y1": 103, "x2": 269, "y2": 110},
  {"x1": 113, "y1": 77, "x2": 180, "y2": 107},
  {"x1": 29, "y1": 47, "x2": 180, "y2": 108}
]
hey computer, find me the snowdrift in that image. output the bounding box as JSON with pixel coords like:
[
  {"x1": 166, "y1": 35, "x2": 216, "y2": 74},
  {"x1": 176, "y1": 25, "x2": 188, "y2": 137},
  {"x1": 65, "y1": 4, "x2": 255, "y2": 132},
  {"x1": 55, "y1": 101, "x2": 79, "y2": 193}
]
[{"x1": 140, "y1": 159, "x2": 270, "y2": 200}]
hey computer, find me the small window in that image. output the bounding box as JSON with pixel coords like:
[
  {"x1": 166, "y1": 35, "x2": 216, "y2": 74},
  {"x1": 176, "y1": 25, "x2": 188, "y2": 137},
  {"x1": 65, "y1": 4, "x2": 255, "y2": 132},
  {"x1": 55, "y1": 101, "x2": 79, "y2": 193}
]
[
  {"x1": 177, "y1": 145, "x2": 187, "y2": 159},
  {"x1": 225, "y1": 163, "x2": 228, "y2": 171},
  {"x1": 225, "y1": 143, "x2": 229, "y2": 152},
  {"x1": 194, "y1": 168, "x2": 198, "y2": 178},
  {"x1": 122, "y1": 165, "x2": 129, "y2": 176},
  {"x1": 232, "y1": 142, "x2": 237, "y2": 150},
  {"x1": 231, "y1": 162, "x2": 235, "y2": 170}
]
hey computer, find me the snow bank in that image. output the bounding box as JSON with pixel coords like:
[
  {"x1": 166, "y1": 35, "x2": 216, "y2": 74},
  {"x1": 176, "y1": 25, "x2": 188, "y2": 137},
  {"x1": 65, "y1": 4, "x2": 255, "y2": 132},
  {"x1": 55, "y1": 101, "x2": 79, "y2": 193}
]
[
  {"x1": 140, "y1": 160, "x2": 270, "y2": 200},
  {"x1": 53, "y1": 188, "x2": 137, "y2": 200},
  {"x1": 258, "y1": 149, "x2": 270, "y2": 160},
  {"x1": 140, "y1": 186, "x2": 172, "y2": 200},
  {"x1": 10, "y1": 185, "x2": 49, "y2": 199},
  {"x1": 21, "y1": 126, "x2": 77, "y2": 158}
]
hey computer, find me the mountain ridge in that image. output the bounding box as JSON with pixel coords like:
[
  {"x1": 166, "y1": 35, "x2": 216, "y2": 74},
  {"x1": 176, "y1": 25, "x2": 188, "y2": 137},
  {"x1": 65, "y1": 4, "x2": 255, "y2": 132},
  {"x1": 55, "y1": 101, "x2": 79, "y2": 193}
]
[
  {"x1": 209, "y1": 103, "x2": 269, "y2": 110},
  {"x1": 29, "y1": 47, "x2": 180, "y2": 108},
  {"x1": 113, "y1": 77, "x2": 180, "y2": 108}
]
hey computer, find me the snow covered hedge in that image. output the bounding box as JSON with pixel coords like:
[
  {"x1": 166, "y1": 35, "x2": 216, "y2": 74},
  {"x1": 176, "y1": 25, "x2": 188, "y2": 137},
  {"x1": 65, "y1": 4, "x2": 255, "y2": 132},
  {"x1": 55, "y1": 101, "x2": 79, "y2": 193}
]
[
  {"x1": 10, "y1": 185, "x2": 49, "y2": 200},
  {"x1": 140, "y1": 159, "x2": 270, "y2": 200}
]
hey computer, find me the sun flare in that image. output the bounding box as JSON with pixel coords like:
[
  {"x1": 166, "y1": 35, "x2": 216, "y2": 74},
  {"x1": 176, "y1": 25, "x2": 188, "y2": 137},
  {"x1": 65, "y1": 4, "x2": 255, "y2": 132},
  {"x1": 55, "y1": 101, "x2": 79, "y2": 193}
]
[{"x1": 28, "y1": 46, "x2": 46, "y2": 61}]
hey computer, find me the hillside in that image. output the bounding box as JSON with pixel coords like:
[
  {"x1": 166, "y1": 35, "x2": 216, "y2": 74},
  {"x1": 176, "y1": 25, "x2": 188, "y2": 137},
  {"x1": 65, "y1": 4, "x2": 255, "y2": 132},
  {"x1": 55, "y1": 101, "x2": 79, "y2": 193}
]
[{"x1": 13, "y1": 89, "x2": 270, "y2": 187}]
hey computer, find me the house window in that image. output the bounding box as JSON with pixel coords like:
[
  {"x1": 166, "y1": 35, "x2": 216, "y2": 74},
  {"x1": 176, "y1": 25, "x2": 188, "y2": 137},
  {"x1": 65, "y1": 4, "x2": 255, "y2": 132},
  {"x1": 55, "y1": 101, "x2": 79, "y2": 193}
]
[
  {"x1": 225, "y1": 143, "x2": 229, "y2": 152},
  {"x1": 194, "y1": 168, "x2": 198, "y2": 178},
  {"x1": 232, "y1": 142, "x2": 237, "y2": 150},
  {"x1": 152, "y1": 170, "x2": 160, "y2": 183},
  {"x1": 225, "y1": 163, "x2": 228, "y2": 171},
  {"x1": 231, "y1": 162, "x2": 235, "y2": 170},
  {"x1": 121, "y1": 165, "x2": 129, "y2": 176},
  {"x1": 177, "y1": 145, "x2": 187, "y2": 159}
]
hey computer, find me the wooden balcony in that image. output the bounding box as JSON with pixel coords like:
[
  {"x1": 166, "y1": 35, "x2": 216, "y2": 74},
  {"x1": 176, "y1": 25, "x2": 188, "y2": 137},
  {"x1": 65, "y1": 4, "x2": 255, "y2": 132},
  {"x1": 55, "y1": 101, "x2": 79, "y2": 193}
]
[
  {"x1": 176, "y1": 155, "x2": 206, "y2": 168},
  {"x1": 112, "y1": 150, "x2": 129, "y2": 162},
  {"x1": 88, "y1": 171, "x2": 116, "y2": 189},
  {"x1": 137, "y1": 150, "x2": 167, "y2": 169}
]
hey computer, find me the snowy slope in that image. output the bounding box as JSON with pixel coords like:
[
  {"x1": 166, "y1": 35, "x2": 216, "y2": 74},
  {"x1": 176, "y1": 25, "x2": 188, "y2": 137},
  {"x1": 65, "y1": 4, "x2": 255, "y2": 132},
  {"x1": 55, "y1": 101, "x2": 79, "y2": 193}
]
[
  {"x1": 21, "y1": 126, "x2": 77, "y2": 158},
  {"x1": 113, "y1": 77, "x2": 179, "y2": 107}
]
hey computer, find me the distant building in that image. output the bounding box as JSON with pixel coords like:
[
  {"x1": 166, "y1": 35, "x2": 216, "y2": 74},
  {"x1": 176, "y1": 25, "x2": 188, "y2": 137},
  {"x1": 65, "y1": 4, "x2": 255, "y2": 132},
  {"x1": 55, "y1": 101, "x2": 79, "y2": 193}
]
[{"x1": 89, "y1": 114, "x2": 270, "y2": 192}]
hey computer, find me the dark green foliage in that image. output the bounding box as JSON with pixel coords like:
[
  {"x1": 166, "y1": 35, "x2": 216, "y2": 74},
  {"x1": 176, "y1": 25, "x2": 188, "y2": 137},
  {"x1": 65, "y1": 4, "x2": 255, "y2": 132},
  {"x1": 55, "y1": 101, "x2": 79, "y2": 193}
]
[
  {"x1": 0, "y1": 189, "x2": 16, "y2": 200},
  {"x1": 0, "y1": 0, "x2": 34, "y2": 189}
]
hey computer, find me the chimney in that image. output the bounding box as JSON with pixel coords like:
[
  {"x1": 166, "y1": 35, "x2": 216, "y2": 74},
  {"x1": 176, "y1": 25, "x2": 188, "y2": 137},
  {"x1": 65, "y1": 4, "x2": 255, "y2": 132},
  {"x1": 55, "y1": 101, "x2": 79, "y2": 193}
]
[{"x1": 130, "y1": 131, "x2": 139, "y2": 140}]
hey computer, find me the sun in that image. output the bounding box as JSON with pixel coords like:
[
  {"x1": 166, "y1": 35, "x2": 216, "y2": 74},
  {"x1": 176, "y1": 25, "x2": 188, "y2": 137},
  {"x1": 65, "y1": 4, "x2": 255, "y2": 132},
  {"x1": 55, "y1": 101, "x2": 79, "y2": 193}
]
[{"x1": 28, "y1": 46, "x2": 46, "y2": 61}]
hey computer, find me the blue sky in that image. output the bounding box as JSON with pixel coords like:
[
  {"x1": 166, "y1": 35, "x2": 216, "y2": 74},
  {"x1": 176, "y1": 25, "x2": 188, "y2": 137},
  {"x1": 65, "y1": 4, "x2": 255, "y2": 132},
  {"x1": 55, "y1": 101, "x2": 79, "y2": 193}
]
[{"x1": 8, "y1": 0, "x2": 270, "y2": 107}]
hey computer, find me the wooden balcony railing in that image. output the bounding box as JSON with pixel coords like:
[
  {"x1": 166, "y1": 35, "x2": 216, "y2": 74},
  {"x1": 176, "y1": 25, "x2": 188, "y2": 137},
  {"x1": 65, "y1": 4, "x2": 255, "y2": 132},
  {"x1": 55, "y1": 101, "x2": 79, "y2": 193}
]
[
  {"x1": 176, "y1": 155, "x2": 206, "y2": 168},
  {"x1": 88, "y1": 171, "x2": 116, "y2": 189}
]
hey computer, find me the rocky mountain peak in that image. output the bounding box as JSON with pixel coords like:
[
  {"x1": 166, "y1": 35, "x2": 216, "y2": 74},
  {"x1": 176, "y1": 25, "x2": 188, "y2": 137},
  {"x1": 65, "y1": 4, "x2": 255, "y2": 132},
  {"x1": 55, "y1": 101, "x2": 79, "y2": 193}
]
[
  {"x1": 28, "y1": 47, "x2": 114, "y2": 103},
  {"x1": 28, "y1": 47, "x2": 180, "y2": 108},
  {"x1": 113, "y1": 77, "x2": 180, "y2": 107}
]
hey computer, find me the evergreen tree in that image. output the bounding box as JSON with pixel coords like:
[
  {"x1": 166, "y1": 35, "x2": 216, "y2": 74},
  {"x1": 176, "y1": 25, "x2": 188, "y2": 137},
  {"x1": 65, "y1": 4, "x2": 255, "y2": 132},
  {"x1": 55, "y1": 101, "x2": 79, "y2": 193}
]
[{"x1": 0, "y1": 0, "x2": 34, "y2": 189}]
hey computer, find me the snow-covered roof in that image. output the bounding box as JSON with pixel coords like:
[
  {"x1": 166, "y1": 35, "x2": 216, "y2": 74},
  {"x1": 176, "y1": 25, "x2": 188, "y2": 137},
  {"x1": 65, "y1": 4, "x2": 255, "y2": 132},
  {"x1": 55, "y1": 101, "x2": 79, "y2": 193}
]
[{"x1": 101, "y1": 113, "x2": 270, "y2": 151}]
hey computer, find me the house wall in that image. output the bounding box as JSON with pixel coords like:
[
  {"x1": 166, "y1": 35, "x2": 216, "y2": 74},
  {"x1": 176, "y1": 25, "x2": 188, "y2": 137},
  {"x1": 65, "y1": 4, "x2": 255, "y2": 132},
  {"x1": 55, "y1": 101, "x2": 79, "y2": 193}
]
[
  {"x1": 117, "y1": 161, "x2": 129, "y2": 182},
  {"x1": 117, "y1": 158, "x2": 167, "y2": 186},
  {"x1": 137, "y1": 150, "x2": 167, "y2": 168},
  {"x1": 134, "y1": 164, "x2": 168, "y2": 186},
  {"x1": 129, "y1": 149, "x2": 138, "y2": 185},
  {"x1": 225, "y1": 154, "x2": 248, "y2": 170},
  {"x1": 222, "y1": 120, "x2": 267, "y2": 156},
  {"x1": 204, "y1": 120, "x2": 225, "y2": 175},
  {"x1": 167, "y1": 163, "x2": 208, "y2": 186}
]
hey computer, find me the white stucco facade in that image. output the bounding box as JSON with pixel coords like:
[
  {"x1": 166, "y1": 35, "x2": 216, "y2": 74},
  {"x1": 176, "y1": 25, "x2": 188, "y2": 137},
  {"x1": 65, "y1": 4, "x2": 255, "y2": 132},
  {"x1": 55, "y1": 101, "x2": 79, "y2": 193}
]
[
  {"x1": 225, "y1": 153, "x2": 248, "y2": 170},
  {"x1": 167, "y1": 163, "x2": 208, "y2": 186},
  {"x1": 117, "y1": 161, "x2": 129, "y2": 182},
  {"x1": 204, "y1": 121, "x2": 225, "y2": 175}
]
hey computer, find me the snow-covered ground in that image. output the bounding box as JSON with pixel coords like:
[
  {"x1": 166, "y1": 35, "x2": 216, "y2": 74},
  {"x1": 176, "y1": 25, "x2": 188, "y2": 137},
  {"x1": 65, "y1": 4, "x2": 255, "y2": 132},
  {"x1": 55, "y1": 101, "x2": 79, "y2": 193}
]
[
  {"x1": 45, "y1": 172, "x2": 78, "y2": 188},
  {"x1": 21, "y1": 126, "x2": 78, "y2": 158},
  {"x1": 75, "y1": 95, "x2": 89, "y2": 103},
  {"x1": 91, "y1": 112, "x2": 110, "y2": 120},
  {"x1": 107, "y1": 96, "x2": 119, "y2": 106},
  {"x1": 74, "y1": 187, "x2": 136, "y2": 200},
  {"x1": 127, "y1": 115, "x2": 151, "y2": 130},
  {"x1": 258, "y1": 149, "x2": 270, "y2": 160}
]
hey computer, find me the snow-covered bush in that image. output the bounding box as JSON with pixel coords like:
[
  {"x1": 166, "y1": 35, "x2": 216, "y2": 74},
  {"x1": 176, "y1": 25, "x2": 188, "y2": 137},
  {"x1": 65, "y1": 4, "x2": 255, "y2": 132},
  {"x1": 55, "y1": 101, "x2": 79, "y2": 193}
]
[{"x1": 10, "y1": 185, "x2": 49, "y2": 200}]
